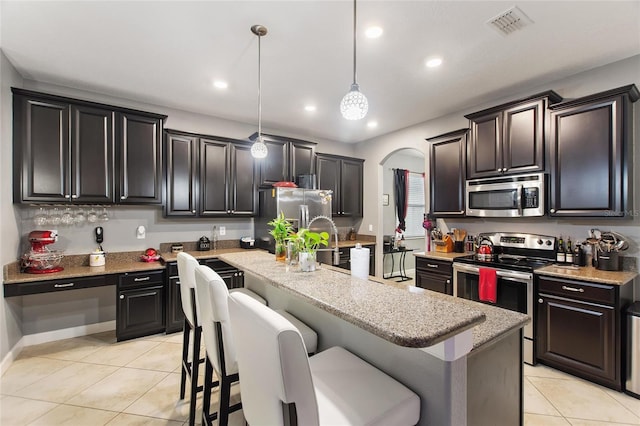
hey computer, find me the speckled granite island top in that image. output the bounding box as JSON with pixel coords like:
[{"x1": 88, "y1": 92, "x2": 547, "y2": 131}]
[
  {"x1": 413, "y1": 251, "x2": 474, "y2": 261},
  {"x1": 218, "y1": 251, "x2": 494, "y2": 349},
  {"x1": 535, "y1": 265, "x2": 637, "y2": 286}
]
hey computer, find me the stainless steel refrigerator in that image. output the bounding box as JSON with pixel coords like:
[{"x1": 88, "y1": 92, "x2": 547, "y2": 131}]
[{"x1": 255, "y1": 187, "x2": 333, "y2": 253}]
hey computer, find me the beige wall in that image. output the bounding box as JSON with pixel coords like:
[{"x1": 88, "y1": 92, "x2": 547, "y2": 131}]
[{"x1": 0, "y1": 48, "x2": 24, "y2": 365}]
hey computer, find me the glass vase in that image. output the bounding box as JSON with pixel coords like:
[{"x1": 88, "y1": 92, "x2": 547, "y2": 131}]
[
  {"x1": 275, "y1": 239, "x2": 287, "y2": 262},
  {"x1": 299, "y1": 251, "x2": 317, "y2": 272}
]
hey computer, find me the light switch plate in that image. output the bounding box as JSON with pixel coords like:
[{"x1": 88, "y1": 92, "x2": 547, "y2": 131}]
[
  {"x1": 136, "y1": 225, "x2": 146, "y2": 239},
  {"x1": 219, "y1": 226, "x2": 226, "y2": 236}
]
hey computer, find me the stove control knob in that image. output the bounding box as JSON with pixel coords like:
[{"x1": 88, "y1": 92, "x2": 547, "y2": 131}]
[
  {"x1": 537, "y1": 239, "x2": 543, "y2": 245},
  {"x1": 545, "y1": 240, "x2": 552, "y2": 246}
]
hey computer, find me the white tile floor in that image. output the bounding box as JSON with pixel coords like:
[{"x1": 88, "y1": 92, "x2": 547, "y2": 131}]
[{"x1": 2, "y1": 330, "x2": 639, "y2": 425}]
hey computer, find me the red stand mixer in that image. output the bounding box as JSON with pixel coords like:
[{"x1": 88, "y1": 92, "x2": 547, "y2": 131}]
[{"x1": 21, "y1": 230, "x2": 64, "y2": 274}]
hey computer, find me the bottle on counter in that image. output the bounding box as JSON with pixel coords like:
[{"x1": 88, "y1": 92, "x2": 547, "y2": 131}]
[
  {"x1": 556, "y1": 236, "x2": 566, "y2": 263},
  {"x1": 212, "y1": 226, "x2": 218, "y2": 250},
  {"x1": 573, "y1": 243, "x2": 583, "y2": 266},
  {"x1": 566, "y1": 237, "x2": 574, "y2": 264}
]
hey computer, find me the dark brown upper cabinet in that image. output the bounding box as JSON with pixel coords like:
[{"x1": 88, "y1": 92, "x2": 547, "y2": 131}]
[
  {"x1": 316, "y1": 153, "x2": 364, "y2": 217},
  {"x1": 427, "y1": 129, "x2": 468, "y2": 217},
  {"x1": 252, "y1": 133, "x2": 316, "y2": 187},
  {"x1": 465, "y1": 91, "x2": 562, "y2": 179},
  {"x1": 164, "y1": 129, "x2": 257, "y2": 217},
  {"x1": 117, "y1": 112, "x2": 164, "y2": 204},
  {"x1": 548, "y1": 85, "x2": 639, "y2": 217},
  {"x1": 12, "y1": 88, "x2": 166, "y2": 205}
]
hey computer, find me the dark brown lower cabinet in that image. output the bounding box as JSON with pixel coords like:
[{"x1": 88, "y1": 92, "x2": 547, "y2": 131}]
[
  {"x1": 415, "y1": 258, "x2": 453, "y2": 295},
  {"x1": 536, "y1": 276, "x2": 632, "y2": 390},
  {"x1": 117, "y1": 270, "x2": 165, "y2": 341}
]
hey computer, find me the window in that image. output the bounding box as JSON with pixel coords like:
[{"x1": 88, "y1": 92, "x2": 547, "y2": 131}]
[{"x1": 403, "y1": 173, "x2": 425, "y2": 238}]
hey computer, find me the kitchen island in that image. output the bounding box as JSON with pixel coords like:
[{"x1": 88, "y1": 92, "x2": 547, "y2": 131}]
[{"x1": 218, "y1": 250, "x2": 529, "y2": 426}]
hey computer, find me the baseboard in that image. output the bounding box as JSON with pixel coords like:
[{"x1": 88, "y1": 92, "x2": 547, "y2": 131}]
[
  {"x1": 21, "y1": 320, "x2": 116, "y2": 347},
  {"x1": 1, "y1": 337, "x2": 25, "y2": 376}
]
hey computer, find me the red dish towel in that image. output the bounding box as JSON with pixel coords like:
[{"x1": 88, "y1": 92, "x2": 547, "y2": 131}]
[{"x1": 478, "y1": 268, "x2": 497, "y2": 303}]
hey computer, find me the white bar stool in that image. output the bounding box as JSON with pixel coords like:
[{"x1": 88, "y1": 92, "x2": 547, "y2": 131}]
[
  {"x1": 194, "y1": 265, "x2": 318, "y2": 426},
  {"x1": 229, "y1": 291, "x2": 421, "y2": 426}
]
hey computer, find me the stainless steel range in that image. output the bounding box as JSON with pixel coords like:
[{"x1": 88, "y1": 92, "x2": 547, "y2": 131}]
[{"x1": 453, "y1": 232, "x2": 557, "y2": 365}]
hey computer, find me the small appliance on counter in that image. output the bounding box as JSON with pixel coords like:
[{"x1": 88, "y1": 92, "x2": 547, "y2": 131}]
[
  {"x1": 197, "y1": 236, "x2": 211, "y2": 251},
  {"x1": 431, "y1": 229, "x2": 454, "y2": 252},
  {"x1": 90, "y1": 226, "x2": 106, "y2": 267},
  {"x1": 171, "y1": 243, "x2": 184, "y2": 253},
  {"x1": 240, "y1": 236, "x2": 256, "y2": 249},
  {"x1": 21, "y1": 230, "x2": 64, "y2": 274}
]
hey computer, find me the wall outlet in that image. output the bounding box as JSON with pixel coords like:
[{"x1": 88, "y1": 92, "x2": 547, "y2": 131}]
[
  {"x1": 219, "y1": 226, "x2": 226, "y2": 236},
  {"x1": 368, "y1": 224, "x2": 373, "y2": 232},
  {"x1": 136, "y1": 225, "x2": 146, "y2": 239}
]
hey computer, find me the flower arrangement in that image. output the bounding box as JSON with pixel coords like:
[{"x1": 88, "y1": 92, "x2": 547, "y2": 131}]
[{"x1": 288, "y1": 228, "x2": 329, "y2": 272}]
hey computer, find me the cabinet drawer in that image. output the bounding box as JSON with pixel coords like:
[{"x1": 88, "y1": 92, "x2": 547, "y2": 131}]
[
  {"x1": 4, "y1": 274, "x2": 116, "y2": 297},
  {"x1": 538, "y1": 276, "x2": 615, "y2": 305},
  {"x1": 416, "y1": 258, "x2": 452, "y2": 276},
  {"x1": 166, "y1": 262, "x2": 178, "y2": 277},
  {"x1": 119, "y1": 270, "x2": 164, "y2": 288}
]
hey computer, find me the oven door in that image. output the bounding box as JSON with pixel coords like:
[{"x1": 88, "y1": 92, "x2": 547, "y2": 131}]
[{"x1": 453, "y1": 262, "x2": 534, "y2": 364}]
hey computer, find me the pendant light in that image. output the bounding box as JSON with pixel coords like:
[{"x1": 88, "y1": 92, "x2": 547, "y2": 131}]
[
  {"x1": 250, "y1": 25, "x2": 268, "y2": 159},
  {"x1": 340, "y1": 0, "x2": 368, "y2": 120}
]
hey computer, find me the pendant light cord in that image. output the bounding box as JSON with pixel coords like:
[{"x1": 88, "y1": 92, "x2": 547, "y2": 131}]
[
  {"x1": 258, "y1": 33, "x2": 262, "y2": 137},
  {"x1": 352, "y1": 0, "x2": 357, "y2": 85}
]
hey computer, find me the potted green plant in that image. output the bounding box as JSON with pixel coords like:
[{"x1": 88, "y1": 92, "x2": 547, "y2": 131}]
[
  {"x1": 268, "y1": 212, "x2": 293, "y2": 261},
  {"x1": 289, "y1": 228, "x2": 329, "y2": 272}
]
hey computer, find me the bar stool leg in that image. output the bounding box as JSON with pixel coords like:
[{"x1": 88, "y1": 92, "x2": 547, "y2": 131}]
[
  {"x1": 187, "y1": 325, "x2": 202, "y2": 426},
  {"x1": 179, "y1": 318, "x2": 189, "y2": 399},
  {"x1": 217, "y1": 373, "x2": 232, "y2": 426}
]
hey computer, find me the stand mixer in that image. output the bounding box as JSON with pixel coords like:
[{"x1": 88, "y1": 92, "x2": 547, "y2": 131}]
[{"x1": 21, "y1": 230, "x2": 64, "y2": 274}]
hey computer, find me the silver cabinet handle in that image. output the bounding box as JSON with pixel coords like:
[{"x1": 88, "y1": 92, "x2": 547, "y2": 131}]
[
  {"x1": 71, "y1": 194, "x2": 78, "y2": 199},
  {"x1": 539, "y1": 298, "x2": 543, "y2": 303},
  {"x1": 121, "y1": 196, "x2": 127, "y2": 200},
  {"x1": 192, "y1": 210, "x2": 196, "y2": 213},
  {"x1": 426, "y1": 263, "x2": 439, "y2": 268},
  {"x1": 134, "y1": 277, "x2": 150, "y2": 282},
  {"x1": 550, "y1": 208, "x2": 556, "y2": 213},
  {"x1": 227, "y1": 210, "x2": 231, "y2": 214},
  {"x1": 562, "y1": 285, "x2": 584, "y2": 293},
  {"x1": 176, "y1": 281, "x2": 180, "y2": 285},
  {"x1": 446, "y1": 279, "x2": 451, "y2": 284},
  {"x1": 120, "y1": 294, "x2": 125, "y2": 299},
  {"x1": 54, "y1": 283, "x2": 74, "y2": 288},
  {"x1": 64, "y1": 194, "x2": 71, "y2": 199}
]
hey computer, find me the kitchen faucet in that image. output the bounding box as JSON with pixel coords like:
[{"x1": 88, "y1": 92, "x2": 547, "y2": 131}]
[{"x1": 307, "y1": 215, "x2": 340, "y2": 266}]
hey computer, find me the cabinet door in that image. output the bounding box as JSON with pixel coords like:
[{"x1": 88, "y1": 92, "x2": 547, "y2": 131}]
[
  {"x1": 340, "y1": 159, "x2": 364, "y2": 217},
  {"x1": 502, "y1": 100, "x2": 544, "y2": 175},
  {"x1": 165, "y1": 275, "x2": 184, "y2": 334},
  {"x1": 416, "y1": 271, "x2": 452, "y2": 295},
  {"x1": 200, "y1": 138, "x2": 229, "y2": 216},
  {"x1": 549, "y1": 96, "x2": 626, "y2": 216},
  {"x1": 316, "y1": 155, "x2": 341, "y2": 216},
  {"x1": 290, "y1": 141, "x2": 316, "y2": 184},
  {"x1": 71, "y1": 105, "x2": 115, "y2": 203},
  {"x1": 537, "y1": 293, "x2": 616, "y2": 387},
  {"x1": 428, "y1": 129, "x2": 467, "y2": 217},
  {"x1": 117, "y1": 285, "x2": 165, "y2": 341},
  {"x1": 165, "y1": 133, "x2": 198, "y2": 216},
  {"x1": 16, "y1": 96, "x2": 71, "y2": 203},
  {"x1": 118, "y1": 112, "x2": 163, "y2": 204},
  {"x1": 230, "y1": 143, "x2": 257, "y2": 216},
  {"x1": 256, "y1": 138, "x2": 287, "y2": 187},
  {"x1": 467, "y1": 111, "x2": 502, "y2": 178}
]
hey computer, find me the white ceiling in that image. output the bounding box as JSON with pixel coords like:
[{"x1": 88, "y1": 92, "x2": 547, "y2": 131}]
[{"x1": 2, "y1": 1, "x2": 639, "y2": 143}]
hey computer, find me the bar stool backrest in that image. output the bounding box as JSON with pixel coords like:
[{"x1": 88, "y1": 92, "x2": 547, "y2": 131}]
[
  {"x1": 229, "y1": 292, "x2": 319, "y2": 426},
  {"x1": 194, "y1": 265, "x2": 238, "y2": 377},
  {"x1": 177, "y1": 252, "x2": 200, "y2": 327}
]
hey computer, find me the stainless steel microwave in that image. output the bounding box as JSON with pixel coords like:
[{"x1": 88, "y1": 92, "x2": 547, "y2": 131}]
[{"x1": 466, "y1": 173, "x2": 545, "y2": 217}]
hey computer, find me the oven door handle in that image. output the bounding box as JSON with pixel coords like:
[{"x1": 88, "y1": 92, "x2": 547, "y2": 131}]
[{"x1": 453, "y1": 263, "x2": 532, "y2": 281}]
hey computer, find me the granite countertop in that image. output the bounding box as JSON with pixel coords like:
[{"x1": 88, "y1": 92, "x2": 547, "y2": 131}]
[
  {"x1": 160, "y1": 248, "x2": 247, "y2": 263},
  {"x1": 535, "y1": 265, "x2": 637, "y2": 286},
  {"x1": 218, "y1": 251, "x2": 500, "y2": 349},
  {"x1": 414, "y1": 251, "x2": 473, "y2": 261}
]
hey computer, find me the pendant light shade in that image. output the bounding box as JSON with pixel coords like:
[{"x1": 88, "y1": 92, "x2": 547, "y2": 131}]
[
  {"x1": 340, "y1": 0, "x2": 367, "y2": 120},
  {"x1": 251, "y1": 25, "x2": 268, "y2": 159}
]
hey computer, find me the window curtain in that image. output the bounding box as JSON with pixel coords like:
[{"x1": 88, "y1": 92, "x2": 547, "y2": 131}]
[{"x1": 394, "y1": 168, "x2": 409, "y2": 232}]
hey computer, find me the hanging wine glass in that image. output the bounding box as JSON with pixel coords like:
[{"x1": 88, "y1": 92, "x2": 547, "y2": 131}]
[
  {"x1": 87, "y1": 207, "x2": 98, "y2": 223},
  {"x1": 61, "y1": 207, "x2": 74, "y2": 226},
  {"x1": 34, "y1": 207, "x2": 48, "y2": 226},
  {"x1": 48, "y1": 207, "x2": 62, "y2": 226},
  {"x1": 99, "y1": 206, "x2": 109, "y2": 222},
  {"x1": 75, "y1": 207, "x2": 86, "y2": 226}
]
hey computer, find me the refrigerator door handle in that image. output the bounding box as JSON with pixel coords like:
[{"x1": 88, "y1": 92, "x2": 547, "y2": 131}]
[{"x1": 300, "y1": 204, "x2": 309, "y2": 229}]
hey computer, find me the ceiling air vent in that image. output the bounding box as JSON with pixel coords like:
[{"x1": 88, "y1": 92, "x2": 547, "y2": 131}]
[{"x1": 486, "y1": 6, "x2": 533, "y2": 36}]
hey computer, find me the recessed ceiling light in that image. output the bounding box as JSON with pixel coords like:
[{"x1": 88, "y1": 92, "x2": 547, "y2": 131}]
[
  {"x1": 213, "y1": 80, "x2": 228, "y2": 89},
  {"x1": 365, "y1": 26, "x2": 383, "y2": 39},
  {"x1": 367, "y1": 120, "x2": 378, "y2": 128},
  {"x1": 426, "y1": 58, "x2": 443, "y2": 68},
  {"x1": 304, "y1": 105, "x2": 317, "y2": 112}
]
